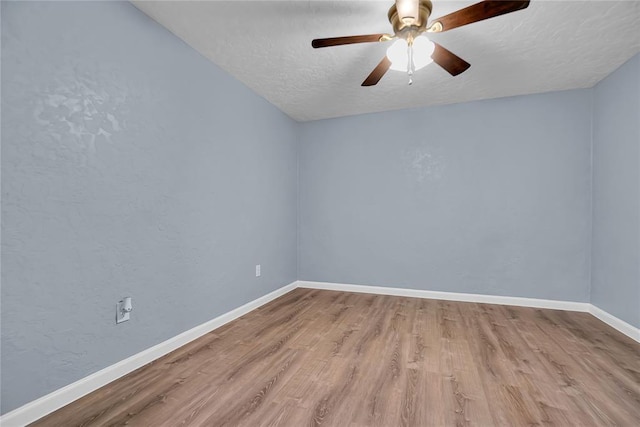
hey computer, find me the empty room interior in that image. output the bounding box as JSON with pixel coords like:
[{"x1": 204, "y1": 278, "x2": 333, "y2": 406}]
[{"x1": 1, "y1": 0, "x2": 639, "y2": 426}]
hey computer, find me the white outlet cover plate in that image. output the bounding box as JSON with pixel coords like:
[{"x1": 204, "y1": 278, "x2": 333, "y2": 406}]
[{"x1": 116, "y1": 301, "x2": 130, "y2": 324}]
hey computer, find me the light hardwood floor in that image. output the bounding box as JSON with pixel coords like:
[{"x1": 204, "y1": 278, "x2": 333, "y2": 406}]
[{"x1": 33, "y1": 288, "x2": 640, "y2": 426}]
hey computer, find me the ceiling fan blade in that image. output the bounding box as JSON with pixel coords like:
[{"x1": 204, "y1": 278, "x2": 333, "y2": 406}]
[
  {"x1": 362, "y1": 57, "x2": 392, "y2": 86},
  {"x1": 312, "y1": 34, "x2": 388, "y2": 48},
  {"x1": 428, "y1": 1, "x2": 530, "y2": 33},
  {"x1": 431, "y1": 43, "x2": 470, "y2": 76}
]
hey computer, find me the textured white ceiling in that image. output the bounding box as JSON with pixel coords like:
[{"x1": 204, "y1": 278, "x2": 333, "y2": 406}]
[{"x1": 133, "y1": 1, "x2": 640, "y2": 121}]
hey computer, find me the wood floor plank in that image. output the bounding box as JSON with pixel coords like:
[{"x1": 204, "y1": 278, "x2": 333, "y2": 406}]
[{"x1": 32, "y1": 288, "x2": 640, "y2": 426}]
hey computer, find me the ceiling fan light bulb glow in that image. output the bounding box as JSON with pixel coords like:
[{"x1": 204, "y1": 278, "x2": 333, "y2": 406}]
[
  {"x1": 396, "y1": 0, "x2": 420, "y2": 24},
  {"x1": 386, "y1": 36, "x2": 435, "y2": 72}
]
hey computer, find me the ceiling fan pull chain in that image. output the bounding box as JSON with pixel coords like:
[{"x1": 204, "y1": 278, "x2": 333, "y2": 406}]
[{"x1": 407, "y1": 41, "x2": 415, "y2": 85}]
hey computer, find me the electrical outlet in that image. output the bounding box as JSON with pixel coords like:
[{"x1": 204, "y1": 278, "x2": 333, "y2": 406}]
[
  {"x1": 116, "y1": 297, "x2": 132, "y2": 324},
  {"x1": 256, "y1": 264, "x2": 261, "y2": 277}
]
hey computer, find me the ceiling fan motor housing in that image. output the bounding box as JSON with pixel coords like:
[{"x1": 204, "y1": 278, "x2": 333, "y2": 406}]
[{"x1": 388, "y1": 0, "x2": 433, "y2": 34}]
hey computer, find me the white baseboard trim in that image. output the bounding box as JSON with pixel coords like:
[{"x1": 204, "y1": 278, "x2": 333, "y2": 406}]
[
  {"x1": 0, "y1": 281, "x2": 297, "y2": 427},
  {"x1": 298, "y1": 280, "x2": 639, "y2": 343},
  {"x1": 297, "y1": 280, "x2": 590, "y2": 312},
  {"x1": 588, "y1": 304, "x2": 640, "y2": 342}
]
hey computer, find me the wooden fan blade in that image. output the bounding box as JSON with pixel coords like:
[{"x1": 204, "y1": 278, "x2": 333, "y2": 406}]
[
  {"x1": 431, "y1": 43, "x2": 470, "y2": 76},
  {"x1": 429, "y1": 1, "x2": 530, "y2": 32},
  {"x1": 362, "y1": 57, "x2": 392, "y2": 86},
  {"x1": 312, "y1": 34, "x2": 386, "y2": 48}
]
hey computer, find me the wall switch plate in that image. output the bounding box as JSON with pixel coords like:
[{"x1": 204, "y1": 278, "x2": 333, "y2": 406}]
[
  {"x1": 255, "y1": 264, "x2": 261, "y2": 277},
  {"x1": 116, "y1": 297, "x2": 132, "y2": 324}
]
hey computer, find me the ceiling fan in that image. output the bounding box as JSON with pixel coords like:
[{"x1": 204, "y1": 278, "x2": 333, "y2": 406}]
[{"x1": 311, "y1": 0, "x2": 530, "y2": 86}]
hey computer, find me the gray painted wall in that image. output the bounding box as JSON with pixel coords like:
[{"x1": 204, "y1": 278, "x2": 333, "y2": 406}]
[
  {"x1": 1, "y1": 1, "x2": 298, "y2": 413},
  {"x1": 299, "y1": 90, "x2": 593, "y2": 302},
  {"x1": 591, "y1": 54, "x2": 640, "y2": 328}
]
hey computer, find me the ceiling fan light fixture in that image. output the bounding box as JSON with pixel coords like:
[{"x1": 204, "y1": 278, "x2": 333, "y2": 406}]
[{"x1": 386, "y1": 36, "x2": 435, "y2": 72}]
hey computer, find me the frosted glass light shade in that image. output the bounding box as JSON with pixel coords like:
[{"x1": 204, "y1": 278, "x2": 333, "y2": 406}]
[
  {"x1": 396, "y1": 0, "x2": 420, "y2": 24},
  {"x1": 386, "y1": 36, "x2": 435, "y2": 72}
]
